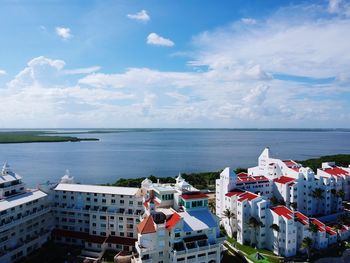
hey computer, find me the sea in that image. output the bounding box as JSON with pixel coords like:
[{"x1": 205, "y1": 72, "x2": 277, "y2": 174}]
[{"x1": 1, "y1": 129, "x2": 350, "y2": 187}]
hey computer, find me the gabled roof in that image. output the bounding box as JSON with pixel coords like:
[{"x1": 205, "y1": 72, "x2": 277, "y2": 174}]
[
  {"x1": 283, "y1": 160, "x2": 301, "y2": 171},
  {"x1": 273, "y1": 176, "x2": 296, "y2": 185},
  {"x1": 325, "y1": 226, "x2": 337, "y2": 235},
  {"x1": 166, "y1": 212, "x2": 181, "y2": 231},
  {"x1": 180, "y1": 193, "x2": 208, "y2": 200},
  {"x1": 294, "y1": 211, "x2": 308, "y2": 225},
  {"x1": 322, "y1": 167, "x2": 349, "y2": 177},
  {"x1": 137, "y1": 215, "x2": 157, "y2": 234},
  {"x1": 310, "y1": 218, "x2": 326, "y2": 232},
  {"x1": 271, "y1": 206, "x2": 293, "y2": 220},
  {"x1": 225, "y1": 189, "x2": 244, "y2": 198},
  {"x1": 238, "y1": 192, "x2": 259, "y2": 202}
]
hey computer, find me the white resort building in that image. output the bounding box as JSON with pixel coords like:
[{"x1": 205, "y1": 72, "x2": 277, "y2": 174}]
[
  {"x1": 51, "y1": 172, "x2": 144, "y2": 261},
  {"x1": 1, "y1": 165, "x2": 223, "y2": 263},
  {"x1": 216, "y1": 148, "x2": 350, "y2": 258},
  {"x1": 0, "y1": 163, "x2": 52, "y2": 263},
  {"x1": 133, "y1": 175, "x2": 225, "y2": 263}
]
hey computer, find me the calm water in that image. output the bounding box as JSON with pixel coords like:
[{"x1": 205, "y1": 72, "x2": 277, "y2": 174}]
[{"x1": 1, "y1": 129, "x2": 350, "y2": 187}]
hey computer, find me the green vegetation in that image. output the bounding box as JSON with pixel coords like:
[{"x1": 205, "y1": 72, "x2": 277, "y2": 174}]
[
  {"x1": 109, "y1": 154, "x2": 350, "y2": 191},
  {"x1": 109, "y1": 175, "x2": 175, "y2": 187},
  {"x1": 0, "y1": 131, "x2": 98, "y2": 144},
  {"x1": 298, "y1": 154, "x2": 350, "y2": 172},
  {"x1": 227, "y1": 238, "x2": 280, "y2": 263}
]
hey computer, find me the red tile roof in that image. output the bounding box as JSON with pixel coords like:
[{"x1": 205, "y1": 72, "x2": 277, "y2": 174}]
[
  {"x1": 166, "y1": 212, "x2": 181, "y2": 231},
  {"x1": 294, "y1": 212, "x2": 309, "y2": 225},
  {"x1": 323, "y1": 167, "x2": 349, "y2": 177},
  {"x1": 237, "y1": 175, "x2": 269, "y2": 182},
  {"x1": 283, "y1": 160, "x2": 301, "y2": 171},
  {"x1": 271, "y1": 206, "x2": 293, "y2": 220},
  {"x1": 143, "y1": 198, "x2": 160, "y2": 208},
  {"x1": 237, "y1": 172, "x2": 249, "y2": 178},
  {"x1": 310, "y1": 218, "x2": 326, "y2": 232},
  {"x1": 273, "y1": 176, "x2": 296, "y2": 185},
  {"x1": 180, "y1": 193, "x2": 208, "y2": 200},
  {"x1": 325, "y1": 226, "x2": 337, "y2": 236},
  {"x1": 225, "y1": 189, "x2": 244, "y2": 197},
  {"x1": 137, "y1": 215, "x2": 157, "y2": 234},
  {"x1": 238, "y1": 192, "x2": 259, "y2": 202}
]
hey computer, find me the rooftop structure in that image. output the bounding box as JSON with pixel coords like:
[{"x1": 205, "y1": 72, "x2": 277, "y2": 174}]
[{"x1": 134, "y1": 175, "x2": 225, "y2": 263}]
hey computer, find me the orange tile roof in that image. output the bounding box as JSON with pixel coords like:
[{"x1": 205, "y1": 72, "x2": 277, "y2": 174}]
[
  {"x1": 137, "y1": 215, "x2": 157, "y2": 234},
  {"x1": 166, "y1": 212, "x2": 181, "y2": 231}
]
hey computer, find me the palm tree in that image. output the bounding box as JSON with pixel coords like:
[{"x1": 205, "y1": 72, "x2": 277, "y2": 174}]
[
  {"x1": 270, "y1": 224, "x2": 280, "y2": 255},
  {"x1": 309, "y1": 222, "x2": 319, "y2": 234},
  {"x1": 301, "y1": 237, "x2": 313, "y2": 261},
  {"x1": 270, "y1": 196, "x2": 279, "y2": 206},
  {"x1": 290, "y1": 202, "x2": 298, "y2": 210},
  {"x1": 248, "y1": 217, "x2": 262, "y2": 247},
  {"x1": 336, "y1": 189, "x2": 345, "y2": 200},
  {"x1": 332, "y1": 224, "x2": 342, "y2": 243},
  {"x1": 208, "y1": 202, "x2": 216, "y2": 214},
  {"x1": 222, "y1": 208, "x2": 235, "y2": 237},
  {"x1": 312, "y1": 188, "x2": 325, "y2": 214}
]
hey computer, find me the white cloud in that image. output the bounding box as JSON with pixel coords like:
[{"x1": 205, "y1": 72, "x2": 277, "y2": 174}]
[
  {"x1": 147, "y1": 33, "x2": 174, "y2": 47},
  {"x1": 56, "y1": 27, "x2": 72, "y2": 40},
  {"x1": 1, "y1": 2, "x2": 350, "y2": 128},
  {"x1": 241, "y1": 18, "x2": 257, "y2": 25},
  {"x1": 0, "y1": 69, "x2": 6, "y2": 76},
  {"x1": 63, "y1": 66, "x2": 101, "y2": 75},
  {"x1": 127, "y1": 10, "x2": 150, "y2": 22}
]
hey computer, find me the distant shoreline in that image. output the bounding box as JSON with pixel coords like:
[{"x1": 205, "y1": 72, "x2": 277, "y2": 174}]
[{"x1": 0, "y1": 131, "x2": 99, "y2": 144}]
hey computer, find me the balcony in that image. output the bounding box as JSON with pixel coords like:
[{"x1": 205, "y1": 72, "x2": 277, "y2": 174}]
[{"x1": 0, "y1": 206, "x2": 51, "y2": 232}]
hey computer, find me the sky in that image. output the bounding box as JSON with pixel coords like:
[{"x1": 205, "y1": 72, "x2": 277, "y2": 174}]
[{"x1": 0, "y1": 0, "x2": 350, "y2": 128}]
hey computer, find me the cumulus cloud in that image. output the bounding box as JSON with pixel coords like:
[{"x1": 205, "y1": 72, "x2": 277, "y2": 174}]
[
  {"x1": 1, "y1": 2, "x2": 350, "y2": 128},
  {"x1": 241, "y1": 18, "x2": 257, "y2": 25},
  {"x1": 63, "y1": 66, "x2": 101, "y2": 75},
  {"x1": 56, "y1": 27, "x2": 72, "y2": 40},
  {"x1": 147, "y1": 33, "x2": 174, "y2": 47},
  {"x1": 127, "y1": 10, "x2": 150, "y2": 22},
  {"x1": 0, "y1": 69, "x2": 6, "y2": 76}
]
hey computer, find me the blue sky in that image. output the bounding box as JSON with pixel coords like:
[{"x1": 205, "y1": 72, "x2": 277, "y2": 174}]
[{"x1": 0, "y1": 0, "x2": 349, "y2": 128}]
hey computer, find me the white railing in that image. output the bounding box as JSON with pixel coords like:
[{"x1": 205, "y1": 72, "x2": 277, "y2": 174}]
[{"x1": 0, "y1": 207, "x2": 51, "y2": 232}]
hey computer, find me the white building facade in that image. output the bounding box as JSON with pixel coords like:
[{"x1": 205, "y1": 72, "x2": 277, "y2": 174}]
[
  {"x1": 134, "y1": 175, "x2": 225, "y2": 263},
  {"x1": 51, "y1": 173, "x2": 144, "y2": 260},
  {"x1": 0, "y1": 163, "x2": 52, "y2": 263},
  {"x1": 216, "y1": 148, "x2": 350, "y2": 258}
]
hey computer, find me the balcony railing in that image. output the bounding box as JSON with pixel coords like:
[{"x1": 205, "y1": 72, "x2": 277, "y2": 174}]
[{"x1": 0, "y1": 207, "x2": 51, "y2": 232}]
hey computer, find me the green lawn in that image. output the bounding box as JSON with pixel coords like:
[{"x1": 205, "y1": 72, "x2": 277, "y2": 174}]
[{"x1": 227, "y1": 238, "x2": 281, "y2": 263}]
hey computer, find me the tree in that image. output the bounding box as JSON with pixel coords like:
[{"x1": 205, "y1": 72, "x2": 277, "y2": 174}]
[
  {"x1": 301, "y1": 237, "x2": 313, "y2": 261},
  {"x1": 248, "y1": 217, "x2": 262, "y2": 247},
  {"x1": 222, "y1": 208, "x2": 235, "y2": 237},
  {"x1": 290, "y1": 202, "x2": 298, "y2": 210},
  {"x1": 270, "y1": 224, "x2": 280, "y2": 255},
  {"x1": 270, "y1": 196, "x2": 279, "y2": 206},
  {"x1": 336, "y1": 189, "x2": 345, "y2": 200},
  {"x1": 208, "y1": 202, "x2": 216, "y2": 214},
  {"x1": 309, "y1": 222, "x2": 319, "y2": 234},
  {"x1": 312, "y1": 188, "x2": 325, "y2": 214}
]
